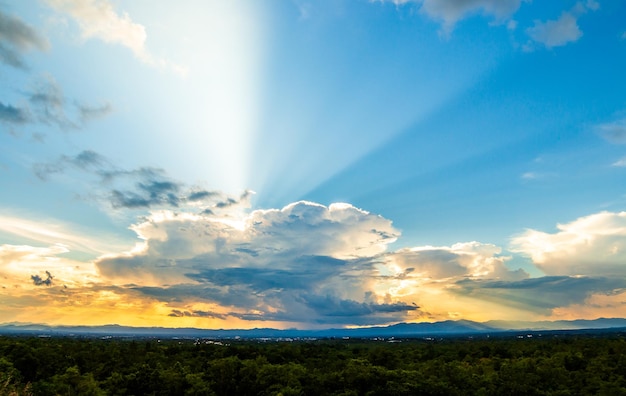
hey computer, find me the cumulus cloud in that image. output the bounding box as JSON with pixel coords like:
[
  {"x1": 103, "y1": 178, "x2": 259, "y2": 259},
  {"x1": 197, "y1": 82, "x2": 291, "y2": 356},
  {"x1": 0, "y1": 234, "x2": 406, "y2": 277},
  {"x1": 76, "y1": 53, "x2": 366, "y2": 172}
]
[
  {"x1": 92, "y1": 199, "x2": 547, "y2": 325},
  {"x1": 380, "y1": 0, "x2": 521, "y2": 33},
  {"x1": 511, "y1": 211, "x2": 626, "y2": 276},
  {"x1": 387, "y1": 242, "x2": 527, "y2": 281},
  {"x1": 0, "y1": 8, "x2": 48, "y2": 69},
  {"x1": 525, "y1": 1, "x2": 598, "y2": 49},
  {"x1": 44, "y1": 0, "x2": 185, "y2": 74},
  {"x1": 11, "y1": 198, "x2": 626, "y2": 326},
  {"x1": 96, "y1": 201, "x2": 408, "y2": 325}
]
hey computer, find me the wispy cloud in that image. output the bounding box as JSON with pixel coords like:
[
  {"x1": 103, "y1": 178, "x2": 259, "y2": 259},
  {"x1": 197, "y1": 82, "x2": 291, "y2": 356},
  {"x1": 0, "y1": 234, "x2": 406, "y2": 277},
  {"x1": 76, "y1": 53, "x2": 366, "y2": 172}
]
[
  {"x1": 44, "y1": 0, "x2": 185, "y2": 75},
  {"x1": 612, "y1": 157, "x2": 626, "y2": 167},
  {"x1": 0, "y1": 102, "x2": 31, "y2": 124},
  {"x1": 33, "y1": 150, "x2": 246, "y2": 213},
  {"x1": 597, "y1": 118, "x2": 626, "y2": 144},
  {"x1": 0, "y1": 8, "x2": 49, "y2": 69},
  {"x1": 525, "y1": 1, "x2": 599, "y2": 50},
  {"x1": 0, "y1": 214, "x2": 126, "y2": 256},
  {"x1": 2, "y1": 75, "x2": 112, "y2": 135}
]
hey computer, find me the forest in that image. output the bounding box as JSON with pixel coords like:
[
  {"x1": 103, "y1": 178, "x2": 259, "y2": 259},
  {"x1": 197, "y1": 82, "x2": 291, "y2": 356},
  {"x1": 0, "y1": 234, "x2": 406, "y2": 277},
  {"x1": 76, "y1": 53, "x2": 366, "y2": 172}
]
[{"x1": 2, "y1": 332, "x2": 626, "y2": 395}]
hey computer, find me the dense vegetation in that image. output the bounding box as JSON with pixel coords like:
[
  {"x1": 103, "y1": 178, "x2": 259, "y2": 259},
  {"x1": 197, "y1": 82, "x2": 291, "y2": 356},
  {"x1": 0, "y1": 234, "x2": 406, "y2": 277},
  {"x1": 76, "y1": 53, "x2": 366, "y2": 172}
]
[{"x1": 2, "y1": 333, "x2": 626, "y2": 395}]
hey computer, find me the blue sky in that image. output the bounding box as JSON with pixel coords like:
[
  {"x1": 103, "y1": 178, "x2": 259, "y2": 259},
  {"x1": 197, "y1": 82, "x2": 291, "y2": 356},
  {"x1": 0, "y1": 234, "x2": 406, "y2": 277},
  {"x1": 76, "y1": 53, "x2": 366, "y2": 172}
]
[{"x1": 1, "y1": 0, "x2": 626, "y2": 328}]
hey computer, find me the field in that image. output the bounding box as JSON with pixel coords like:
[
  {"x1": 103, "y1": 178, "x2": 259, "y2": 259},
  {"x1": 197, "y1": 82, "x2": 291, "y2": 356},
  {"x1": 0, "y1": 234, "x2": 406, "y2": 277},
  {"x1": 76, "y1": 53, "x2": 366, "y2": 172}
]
[{"x1": 2, "y1": 332, "x2": 626, "y2": 395}]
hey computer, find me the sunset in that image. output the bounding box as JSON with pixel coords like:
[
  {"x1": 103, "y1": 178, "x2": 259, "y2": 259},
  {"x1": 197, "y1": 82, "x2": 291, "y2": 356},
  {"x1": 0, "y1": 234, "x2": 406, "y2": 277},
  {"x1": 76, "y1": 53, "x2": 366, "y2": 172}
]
[{"x1": 2, "y1": 0, "x2": 626, "y2": 332}]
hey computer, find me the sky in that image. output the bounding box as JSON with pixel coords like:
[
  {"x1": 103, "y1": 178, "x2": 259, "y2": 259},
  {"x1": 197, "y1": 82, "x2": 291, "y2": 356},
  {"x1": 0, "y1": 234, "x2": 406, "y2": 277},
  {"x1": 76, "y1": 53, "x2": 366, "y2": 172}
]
[{"x1": 1, "y1": 0, "x2": 626, "y2": 329}]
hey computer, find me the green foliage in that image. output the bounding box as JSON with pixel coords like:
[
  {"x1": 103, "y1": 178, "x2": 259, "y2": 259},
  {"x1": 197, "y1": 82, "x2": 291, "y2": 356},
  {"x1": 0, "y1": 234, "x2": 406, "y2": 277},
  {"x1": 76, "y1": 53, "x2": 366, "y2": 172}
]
[{"x1": 1, "y1": 334, "x2": 626, "y2": 395}]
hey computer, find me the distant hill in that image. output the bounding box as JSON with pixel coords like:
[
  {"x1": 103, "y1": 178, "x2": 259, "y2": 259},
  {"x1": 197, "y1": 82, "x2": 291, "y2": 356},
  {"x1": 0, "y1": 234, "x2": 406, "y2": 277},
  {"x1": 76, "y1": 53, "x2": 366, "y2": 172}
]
[{"x1": 1, "y1": 318, "x2": 626, "y2": 339}]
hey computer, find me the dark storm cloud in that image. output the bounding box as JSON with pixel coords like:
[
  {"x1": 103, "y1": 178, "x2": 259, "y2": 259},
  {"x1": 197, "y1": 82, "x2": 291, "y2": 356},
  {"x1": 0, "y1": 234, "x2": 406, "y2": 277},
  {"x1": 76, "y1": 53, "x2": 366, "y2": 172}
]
[
  {"x1": 187, "y1": 255, "x2": 348, "y2": 292},
  {"x1": 228, "y1": 293, "x2": 418, "y2": 326},
  {"x1": 453, "y1": 276, "x2": 626, "y2": 313},
  {"x1": 300, "y1": 294, "x2": 418, "y2": 318},
  {"x1": 133, "y1": 284, "x2": 261, "y2": 309},
  {"x1": 0, "y1": 9, "x2": 48, "y2": 69}
]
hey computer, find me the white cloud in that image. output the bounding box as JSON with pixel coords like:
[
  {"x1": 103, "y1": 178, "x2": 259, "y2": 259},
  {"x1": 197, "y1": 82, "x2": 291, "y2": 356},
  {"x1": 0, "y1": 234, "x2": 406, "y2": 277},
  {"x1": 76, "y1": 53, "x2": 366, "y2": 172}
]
[
  {"x1": 526, "y1": 12, "x2": 582, "y2": 48},
  {"x1": 526, "y1": 1, "x2": 598, "y2": 49},
  {"x1": 380, "y1": 0, "x2": 521, "y2": 33},
  {"x1": 420, "y1": 0, "x2": 521, "y2": 33},
  {"x1": 511, "y1": 211, "x2": 626, "y2": 276},
  {"x1": 9, "y1": 197, "x2": 626, "y2": 325},
  {"x1": 387, "y1": 242, "x2": 524, "y2": 280},
  {"x1": 95, "y1": 201, "x2": 406, "y2": 324},
  {"x1": 44, "y1": 0, "x2": 185, "y2": 74}
]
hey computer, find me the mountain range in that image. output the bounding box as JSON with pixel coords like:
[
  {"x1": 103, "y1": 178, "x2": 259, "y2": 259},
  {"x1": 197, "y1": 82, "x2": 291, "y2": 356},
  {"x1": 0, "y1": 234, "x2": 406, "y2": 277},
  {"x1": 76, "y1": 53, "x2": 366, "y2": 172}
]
[{"x1": 2, "y1": 318, "x2": 626, "y2": 339}]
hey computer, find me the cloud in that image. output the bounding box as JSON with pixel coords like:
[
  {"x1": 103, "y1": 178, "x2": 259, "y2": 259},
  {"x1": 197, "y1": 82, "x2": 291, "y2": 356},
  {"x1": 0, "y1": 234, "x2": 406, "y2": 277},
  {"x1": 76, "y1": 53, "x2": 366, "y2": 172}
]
[
  {"x1": 0, "y1": 243, "x2": 99, "y2": 290},
  {"x1": 0, "y1": 215, "x2": 123, "y2": 257},
  {"x1": 31, "y1": 271, "x2": 54, "y2": 286},
  {"x1": 76, "y1": 102, "x2": 112, "y2": 123},
  {"x1": 597, "y1": 118, "x2": 626, "y2": 144},
  {"x1": 28, "y1": 75, "x2": 77, "y2": 129},
  {"x1": 33, "y1": 149, "x2": 109, "y2": 180},
  {"x1": 511, "y1": 211, "x2": 626, "y2": 276},
  {"x1": 3, "y1": 75, "x2": 112, "y2": 134},
  {"x1": 420, "y1": 0, "x2": 521, "y2": 33},
  {"x1": 10, "y1": 198, "x2": 626, "y2": 326},
  {"x1": 168, "y1": 309, "x2": 227, "y2": 320},
  {"x1": 387, "y1": 242, "x2": 528, "y2": 281},
  {"x1": 33, "y1": 150, "x2": 231, "y2": 211},
  {"x1": 96, "y1": 201, "x2": 406, "y2": 325},
  {"x1": 454, "y1": 275, "x2": 626, "y2": 314},
  {"x1": 525, "y1": 1, "x2": 598, "y2": 49},
  {"x1": 612, "y1": 157, "x2": 626, "y2": 167},
  {"x1": 44, "y1": 0, "x2": 185, "y2": 74},
  {"x1": 0, "y1": 8, "x2": 49, "y2": 69},
  {"x1": 380, "y1": 0, "x2": 521, "y2": 33},
  {"x1": 0, "y1": 102, "x2": 30, "y2": 124}
]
